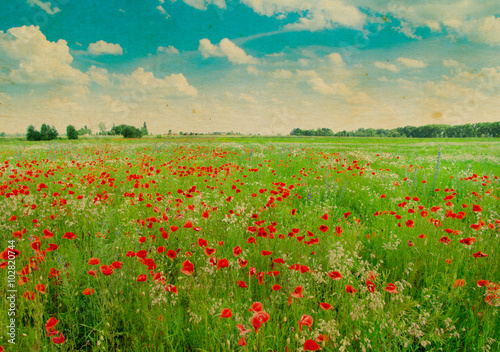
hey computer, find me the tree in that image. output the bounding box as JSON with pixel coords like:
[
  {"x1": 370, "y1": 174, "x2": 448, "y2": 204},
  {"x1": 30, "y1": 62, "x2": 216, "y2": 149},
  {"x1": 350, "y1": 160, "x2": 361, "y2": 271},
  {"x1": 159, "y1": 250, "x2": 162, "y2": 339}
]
[
  {"x1": 98, "y1": 122, "x2": 107, "y2": 135},
  {"x1": 66, "y1": 125, "x2": 78, "y2": 140},
  {"x1": 26, "y1": 125, "x2": 41, "y2": 141},
  {"x1": 141, "y1": 122, "x2": 148, "y2": 136},
  {"x1": 122, "y1": 125, "x2": 142, "y2": 138}
]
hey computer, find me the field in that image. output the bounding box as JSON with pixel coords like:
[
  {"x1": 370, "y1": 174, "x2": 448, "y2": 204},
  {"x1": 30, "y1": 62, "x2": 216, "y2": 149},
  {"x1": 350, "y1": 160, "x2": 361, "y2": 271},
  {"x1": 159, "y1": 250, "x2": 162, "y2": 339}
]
[{"x1": 1, "y1": 137, "x2": 499, "y2": 352}]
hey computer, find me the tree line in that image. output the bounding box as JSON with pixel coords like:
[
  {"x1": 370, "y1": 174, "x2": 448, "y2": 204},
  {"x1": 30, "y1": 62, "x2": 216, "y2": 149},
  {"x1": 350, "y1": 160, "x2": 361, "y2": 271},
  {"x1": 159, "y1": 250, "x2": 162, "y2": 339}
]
[
  {"x1": 291, "y1": 121, "x2": 500, "y2": 138},
  {"x1": 26, "y1": 123, "x2": 148, "y2": 141}
]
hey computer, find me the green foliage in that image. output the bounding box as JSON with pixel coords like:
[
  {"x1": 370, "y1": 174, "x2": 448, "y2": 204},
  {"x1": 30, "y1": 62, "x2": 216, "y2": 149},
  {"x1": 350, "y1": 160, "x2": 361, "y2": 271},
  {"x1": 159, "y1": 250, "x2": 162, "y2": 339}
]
[
  {"x1": 291, "y1": 121, "x2": 500, "y2": 138},
  {"x1": 78, "y1": 125, "x2": 92, "y2": 136},
  {"x1": 66, "y1": 125, "x2": 79, "y2": 140},
  {"x1": 26, "y1": 124, "x2": 58, "y2": 141},
  {"x1": 121, "y1": 125, "x2": 143, "y2": 138}
]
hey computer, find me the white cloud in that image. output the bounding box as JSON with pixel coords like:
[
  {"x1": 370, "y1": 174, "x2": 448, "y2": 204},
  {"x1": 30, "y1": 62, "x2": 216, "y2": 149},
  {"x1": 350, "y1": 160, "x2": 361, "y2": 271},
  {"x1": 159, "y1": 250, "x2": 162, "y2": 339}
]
[
  {"x1": 182, "y1": 0, "x2": 226, "y2": 10},
  {"x1": 374, "y1": 61, "x2": 400, "y2": 72},
  {"x1": 239, "y1": 93, "x2": 257, "y2": 103},
  {"x1": 157, "y1": 45, "x2": 179, "y2": 54},
  {"x1": 88, "y1": 40, "x2": 123, "y2": 56},
  {"x1": 461, "y1": 16, "x2": 500, "y2": 46},
  {"x1": 87, "y1": 65, "x2": 110, "y2": 86},
  {"x1": 247, "y1": 66, "x2": 262, "y2": 75},
  {"x1": 327, "y1": 53, "x2": 344, "y2": 66},
  {"x1": 156, "y1": 5, "x2": 167, "y2": 14},
  {"x1": 396, "y1": 57, "x2": 426, "y2": 68},
  {"x1": 269, "y1": 69, "x2": 293, "y2": 79},
  {"x1": 298, "y1": 58, "x2": 310, "y2": 66},
  {"x1": 118, "y1": 67, "x2": 198, "y2": 97},
  {"x1": 352, "y1": 0, "x2": 500, "y2": 45},
  {"x1": 199, "y1": 38, "x2": 258, "y2": 65},
  {"x1": 240, "y1": 0, "x2": 366, "y2": 31},
  {"x1": 26, "y1": 0, "x2": 60, "y2": 15},
  {"x1": 0, "y1": 25, "x2": 89, "y2": 85},
  {"x1": 443, "y1": 59, "x2": 461, "y2": 68}
]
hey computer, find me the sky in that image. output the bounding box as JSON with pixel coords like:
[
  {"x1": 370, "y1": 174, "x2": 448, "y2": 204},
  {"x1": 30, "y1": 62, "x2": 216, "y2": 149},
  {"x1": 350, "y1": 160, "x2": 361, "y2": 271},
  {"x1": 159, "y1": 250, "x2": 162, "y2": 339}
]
[{"x1": 0, "y1": 0, "x2": 499, "y2": 135}]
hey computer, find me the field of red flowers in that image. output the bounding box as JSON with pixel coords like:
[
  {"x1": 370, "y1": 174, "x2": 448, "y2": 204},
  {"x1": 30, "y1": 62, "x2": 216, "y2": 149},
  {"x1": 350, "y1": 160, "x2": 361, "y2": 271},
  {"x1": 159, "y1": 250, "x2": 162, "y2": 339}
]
[{"x1": 1, "y1": 138, "x2": 499, "y2": 351}]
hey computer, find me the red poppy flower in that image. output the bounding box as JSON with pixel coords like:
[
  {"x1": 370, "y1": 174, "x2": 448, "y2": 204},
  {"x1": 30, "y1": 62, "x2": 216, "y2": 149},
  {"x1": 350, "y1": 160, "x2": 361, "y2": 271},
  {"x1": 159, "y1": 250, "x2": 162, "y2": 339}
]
[
  {"x1": 292, "y1": 286, "x2": 303, "y2": 298},
  {"x1": 217, "y1": 258, "x2": 229, "y2": 270},
  {"x1": 111, "y1": 261, "x2": 122, "y2": 269},
  {"x1": 88, "y1": 258, "x2": 100, "y2": 265},
  {"x1": 477, "y1": 280, "x2": 490, "y2": 287},
  {"x1": 170, "y1": 226, "x2": 178, "y2": 232},
  {"x1": 304, "y1": 339, "x2": 321, "y2": 351},
  {"x1": 166, "y1": 249, "x2": 177, "y2": 260},
  {"x1": 300, "y1": 265, "x2": 310, "y2": 274},
  {"x1": 181, "y1": 260, "x2": 194, "y2": 275},
  {"x1": 319, "y1": 302, "x2": 333, "y2": 310},
  {"x1": 345, "y1": 285, "x2": 357, "y2": 294},
  {"x1": 233, "y1": 246, "x2": 242, "y2": 257},
  {"x1": 250, "y1": 302, "x2": 263, "y2": 312},
  {"x1": 36, "y1": 284, "x2": 46, "y2": 294},
  {"x1": 204, "y1": 247, "x2": 216, "y2": 256},
  {"x1": 328, "y1": 271, "x2": 342, "y2": 280},
  {"x1": 316, "y1": 334, "x2": 329, "y2": 343},
  {"x1": 439, "y1": 236, "x2": 451, "y2": 245},
  {"x1": 100, "y1": 265, "x2": 113, "y2": 276},
  {"x1": 321, "y1": 213, "x2": 328, "y2": 220},
  {"x1": 197, "y1": 238, "x2": 208, "y2": 247},
  {"x1": 220, "y1": 308, "x2": 232, "y2": 318},
  {"x1": 261, "y1": 250, "x2": 273, "y2": 256},
  {"x1": 318, "y1": 225, "x2": 328, "y2": 233},
  {"x1": 137, "y1": 274, "x2": 147, "y2": 282},
  {"x1": 251, "y1": 311, "x2": 270, "y2": 333},
  {"x1": 45, "y1": 317, "x2": 59, "y2": 335},
  {"x1": 405, "y1": 219, "x2": 414, "y2": 228},
  {"x1": 52, "y1": 332, "x2": 65, "y2": 344},
  {"x1": 139, "y1": 236, "x2": 146, "y2": 244},
  {"x1": 290, "y1": 209, "x2": 297, "y2": 216},
  {"x1": 238, "y1": 337, "x2": 246, "y2": 346},
  {"x1": 335, "y1": 226, "x2": 343, "y2": 236},
  {"x1": 126, "y1": 251, "x2": 136, "y2": 257},
  {"x1": 298, "y1": 314, "x2": 313, "y2": 332},
  {"x1": 136, "y1": 250, "x2": 147, "y2": 258},
  {"x1": 63, "y1": 232, "x2": 77, "y2": 240},
  {"x1": 472, "y1": 204, "x2": 482, "y2": 212},
  {"x1": 236, "y1": 280, "x2": 247, "y2": 288},
  {"x1": 459, "y1": 237, "x2": 476, "y2": 245},
  {"x1": 473, "y1": 251, "x2": 488, "y2": 258},
  {"x1": 366, "y1": 280, "x2": 376, "y2": 293},
  {"x1": 82, "y1": 288, "x2": 94, "y2": 295},
  {"x1": 453, "y1": 279, "x2": 465, "y2": 288},
  {"x1": 385, "y1": 283, "x2": 398, "y2": 293},
  {"x1": 42, "y1": 229, "x2": 54, "y2": 239},
  {"x1": 238, "y1": 258, "x2": 248, "y2": 268}
]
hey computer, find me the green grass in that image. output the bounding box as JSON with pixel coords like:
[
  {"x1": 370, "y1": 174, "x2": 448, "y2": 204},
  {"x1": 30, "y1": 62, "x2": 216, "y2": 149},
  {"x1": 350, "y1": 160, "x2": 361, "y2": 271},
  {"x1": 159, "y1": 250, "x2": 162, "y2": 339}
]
[{"x1": 0, "y1": 137, "x2": 499, "y2": 352}]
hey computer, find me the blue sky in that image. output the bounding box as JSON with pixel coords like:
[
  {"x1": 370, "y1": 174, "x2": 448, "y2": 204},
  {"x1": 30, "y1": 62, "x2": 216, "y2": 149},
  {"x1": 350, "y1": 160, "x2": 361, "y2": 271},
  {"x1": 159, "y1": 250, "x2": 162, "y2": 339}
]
[{"x1": 0, "y1": 0, "x2": 499, "y2": 134}]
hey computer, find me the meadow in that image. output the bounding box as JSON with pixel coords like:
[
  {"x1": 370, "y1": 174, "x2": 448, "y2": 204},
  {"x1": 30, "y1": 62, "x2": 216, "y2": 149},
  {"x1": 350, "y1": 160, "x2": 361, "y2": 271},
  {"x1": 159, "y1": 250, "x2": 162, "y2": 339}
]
[{"x1": 0, "y1": 137, "x2": 499, "y2": 352}]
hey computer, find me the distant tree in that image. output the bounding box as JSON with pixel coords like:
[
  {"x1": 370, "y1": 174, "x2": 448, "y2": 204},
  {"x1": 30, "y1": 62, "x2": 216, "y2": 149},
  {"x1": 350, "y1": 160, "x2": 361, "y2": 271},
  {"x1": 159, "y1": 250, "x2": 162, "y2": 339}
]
[
  {"x1": 78, "y1": 125, "x2": 92, "y2": 136},
  {"x1": 122, "y1": 125, "x2": 142, "y2": 138},
  {"x1": 26, "y1": 125, "x2": 41, "y2": 141},
  {"x1": 66, "y1": 125, "x2": 78, "y2": 140},
  {"x1": 98, "y1": 122, "x2": 107, "y2": 135},
  {"x1": 141, "y1": 122, "x2": 148, "y2": 136}
]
